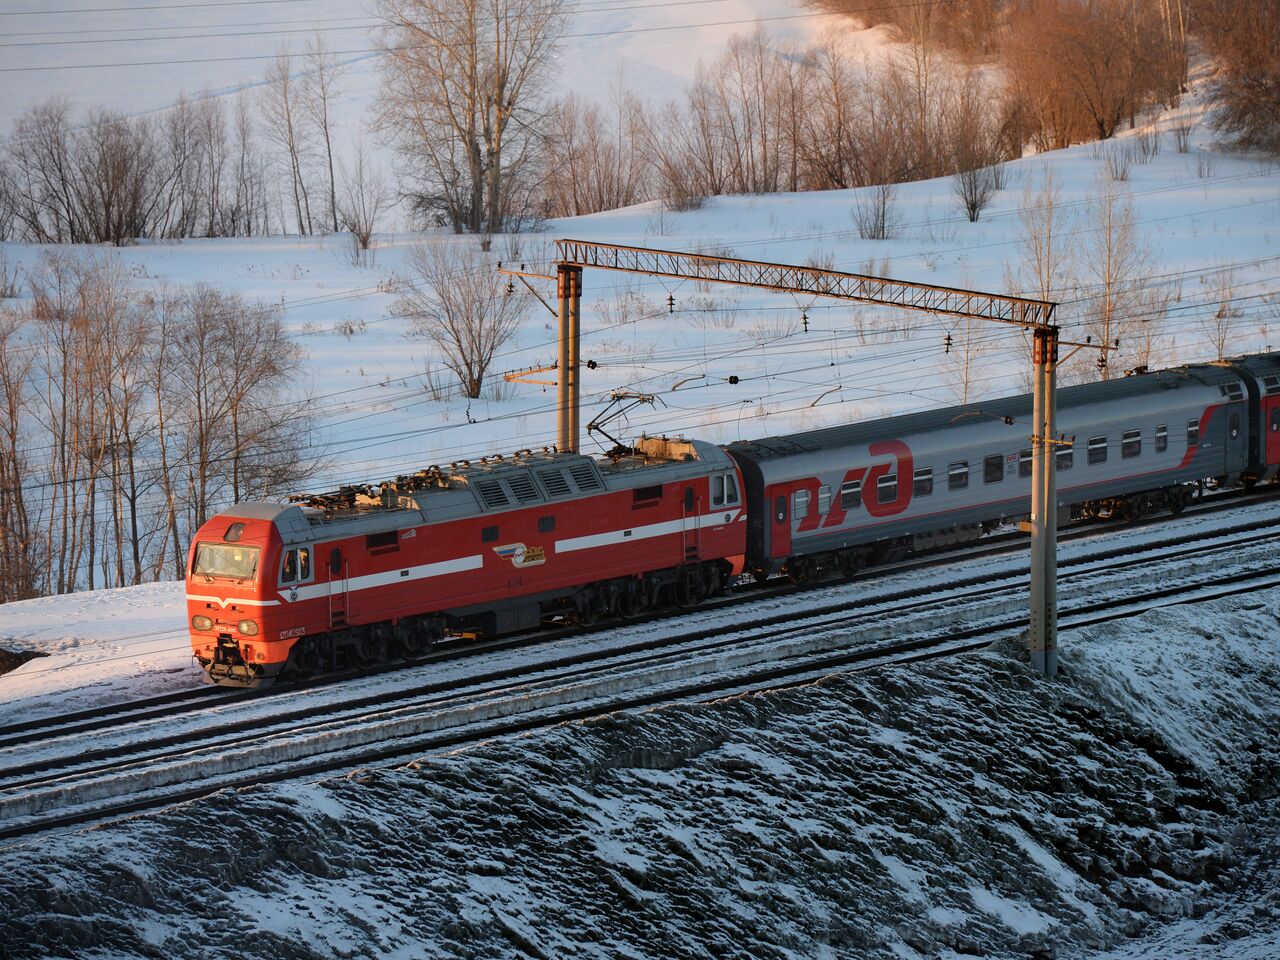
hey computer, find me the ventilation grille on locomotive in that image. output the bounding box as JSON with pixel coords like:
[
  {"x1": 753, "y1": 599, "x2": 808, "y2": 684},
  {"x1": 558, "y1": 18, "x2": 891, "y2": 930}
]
[
  {"x1": 506, "y1": 472, "x2": 542, "y2": 503},
  {"x1": 568, "y1": 461, "x2": 602, "y2": 491},
  {"x1": 475, "y1": 478, "x2": 511, "y2": 508},
  {"x1": 538, "y1": 469, "x2": 572, "y2": 497}
]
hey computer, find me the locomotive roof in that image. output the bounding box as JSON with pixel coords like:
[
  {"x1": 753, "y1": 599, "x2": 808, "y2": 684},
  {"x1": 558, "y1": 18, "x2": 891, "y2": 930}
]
[
  {"x1": 729, "y1": 357, "x2": 1252, "y2": 462},
  {"x1": 227, "y1": 436, "x2": 736, "y2": 543}
]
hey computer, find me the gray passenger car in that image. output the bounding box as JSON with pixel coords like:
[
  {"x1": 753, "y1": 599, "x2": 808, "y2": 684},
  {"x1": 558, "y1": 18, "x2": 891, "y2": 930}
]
[{"x1": 728, "y1": 360, "x2": 1251, "y2": 580}]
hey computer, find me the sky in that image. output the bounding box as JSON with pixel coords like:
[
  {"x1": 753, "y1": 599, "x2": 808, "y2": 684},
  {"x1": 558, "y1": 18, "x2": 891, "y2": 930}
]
[{"x1": 0, "y1": 0, "x2": 848, "y2": 132}]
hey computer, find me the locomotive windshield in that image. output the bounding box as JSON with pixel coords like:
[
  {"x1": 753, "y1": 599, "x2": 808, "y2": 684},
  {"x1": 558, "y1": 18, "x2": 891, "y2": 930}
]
[{"x1": 193, "y1": 542, "x2": 261, "y2": 581}]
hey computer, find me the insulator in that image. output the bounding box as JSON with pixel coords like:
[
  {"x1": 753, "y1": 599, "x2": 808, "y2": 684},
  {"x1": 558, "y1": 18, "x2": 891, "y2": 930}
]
[
  {"x1": 667, "y1": 294, "x2": 675, "y2": 313},
  {"x1": 1097, "y1": 354, "x2": 1108, "y2": 370},
  {"x1": 586, "y1": 359, "x2": 598, "y2": 369},
  {"x1": 505, "y1": 280, "x2": 515, "y2": 296},
  {"x1": 944, "y1": 333, "x2": 953, "y2": 354},
  {"x1": 801, "y1": 311, "x2": 809, "y2": 332},
  {"x1": 728, "y1": 375, "x2": 740, "y2": 385}
]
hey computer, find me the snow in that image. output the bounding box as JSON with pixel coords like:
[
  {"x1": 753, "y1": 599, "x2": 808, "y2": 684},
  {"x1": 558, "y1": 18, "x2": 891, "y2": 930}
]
[{"x1": 0, "y1": 587, "x2": 1276, "y2": 958}]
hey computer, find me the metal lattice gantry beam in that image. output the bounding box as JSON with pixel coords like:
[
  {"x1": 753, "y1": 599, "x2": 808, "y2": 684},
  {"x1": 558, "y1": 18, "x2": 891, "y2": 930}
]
[{"x1": 555, "y1": 239, "x2": 1056, "y2": 329}]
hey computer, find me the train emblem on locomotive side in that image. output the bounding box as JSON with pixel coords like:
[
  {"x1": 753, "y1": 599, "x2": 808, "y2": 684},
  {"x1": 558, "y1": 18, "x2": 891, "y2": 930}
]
[{"x1": 494, "y1": 543, "x2": 547, "y2": 568}]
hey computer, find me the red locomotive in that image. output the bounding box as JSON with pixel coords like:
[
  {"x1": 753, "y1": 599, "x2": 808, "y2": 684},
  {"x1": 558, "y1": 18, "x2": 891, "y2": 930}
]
[
  {"x1": 187, "y1": 350, "x2": 1280, "y2": 687},
  {"x1": 187, "y1": 437, "x2": 747, "y2": 686}
]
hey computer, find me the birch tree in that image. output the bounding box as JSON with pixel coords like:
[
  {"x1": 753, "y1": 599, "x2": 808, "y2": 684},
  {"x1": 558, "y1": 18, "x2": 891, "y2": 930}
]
[{"x1": 377, "y1": 0, "x2": 565, "y2": 239}]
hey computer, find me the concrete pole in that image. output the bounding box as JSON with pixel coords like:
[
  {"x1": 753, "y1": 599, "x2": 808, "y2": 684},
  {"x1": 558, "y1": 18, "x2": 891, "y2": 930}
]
[
  {"x1": 1029, "y1": 326, "x2": 1059, "y2": 677},
  {"x1": 556, "y1": 264, "x2": 583, "y2": 453}
]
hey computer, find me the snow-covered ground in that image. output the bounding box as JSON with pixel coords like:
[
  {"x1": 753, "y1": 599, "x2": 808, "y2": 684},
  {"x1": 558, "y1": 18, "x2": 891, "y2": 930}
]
[{"x1": 1, "y1": 583, "x2": 1276, "y2": 958}]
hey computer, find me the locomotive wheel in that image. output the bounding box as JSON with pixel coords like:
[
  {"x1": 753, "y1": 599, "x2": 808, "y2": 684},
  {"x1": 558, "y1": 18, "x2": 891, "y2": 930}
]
[
  {"x1": 786, "y1": 557, "x2": 817, "y2": 585},
  {"x1": 674, "y1": 571, "x2": 706, "y2": 608},
  {"x1": 617, "y1": 586, "x2": 644, "y2": 620},
  {"x1": 574, "y1": 594, "x2": 605, "y2": 627},
  {"x1": 836, "y1": 551, "x2": 860, "y2": 579}
]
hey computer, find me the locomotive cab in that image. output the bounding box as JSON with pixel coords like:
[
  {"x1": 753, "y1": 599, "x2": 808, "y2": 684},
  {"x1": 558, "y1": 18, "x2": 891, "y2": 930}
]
[{"x1": 186, "y1": 505, "x2": 308, "y2": 687}]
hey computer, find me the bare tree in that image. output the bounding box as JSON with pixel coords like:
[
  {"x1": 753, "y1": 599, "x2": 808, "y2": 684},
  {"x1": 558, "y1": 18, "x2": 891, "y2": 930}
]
[
  {"x1": 337, "y1": 128, "x2": 389, "y2": 266},
  {"x1": 302, "y1": 33, "x2": 345, "y2": 233},
  {"x1": 852, "y1": 183, "x2": 899, "y2": 240},
  {"x1": 1083, "y1": 173, "x2": 1168, "y2": 379},
  {"x1": 953, "y1": 165, "x2": 997, "y2": 222},
  {"x1": 261, "y1": 47, "x2": 315, "y2": 235},
  {"x1": 0, "y1": 306, "x2": 42, "y2": 601},
  {"x1": 394, "y1": 240, "x2": 528, "y2": 397},
  {"x1": 378, "y1": 0, "x2": 565, "y2": 239},
  {"x1": 542, "y1": 88, "x2": 653, "y2": 217},
  {"x1": 1197, "y1": 0, "x2": 1280, "y2": 154},
  {"x1": 943, "y1": 313, "x2": 991, "y2": 404},
  {"x1": 229, "y1": 91, "x2": 270, "y2": 236},
  {"x1": 1198, "y1": 264, "x2": 1243, "y2": 359}
]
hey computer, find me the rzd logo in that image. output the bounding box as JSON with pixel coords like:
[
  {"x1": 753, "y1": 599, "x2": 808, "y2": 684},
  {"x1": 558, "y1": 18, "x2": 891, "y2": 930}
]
[{"x1": 494, "y1": 543, "x2": 547, "y2": 568}]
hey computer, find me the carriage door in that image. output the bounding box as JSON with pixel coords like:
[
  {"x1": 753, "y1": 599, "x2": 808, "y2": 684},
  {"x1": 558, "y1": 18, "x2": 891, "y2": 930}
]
[
  {"x1": 328, "y1": 547, "x2": 348, "y2": 629},
  {"x1": 681, "y1": 486, "x2": 699, "y2": 564},
  {"x1": 765, "y1": 483, "x2": 792, "y2": 559},
  {"x1": 1226, "y1": 402, "x2": 1247, "y2": 476}
]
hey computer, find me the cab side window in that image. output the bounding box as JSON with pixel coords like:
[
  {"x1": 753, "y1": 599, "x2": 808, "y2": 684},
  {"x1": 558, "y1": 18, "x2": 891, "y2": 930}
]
[{"x1": 280, "y1": 547, "x2": 313, "y2": 584}]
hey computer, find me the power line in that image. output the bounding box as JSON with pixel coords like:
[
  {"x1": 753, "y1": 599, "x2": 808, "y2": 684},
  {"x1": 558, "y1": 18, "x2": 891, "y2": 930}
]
[
  {"x1": 0, "y1": 6, "x2": 888, "y2": 72},
  {"x1": 0, "y1": 0, "x2": 746, "y2": 46}
]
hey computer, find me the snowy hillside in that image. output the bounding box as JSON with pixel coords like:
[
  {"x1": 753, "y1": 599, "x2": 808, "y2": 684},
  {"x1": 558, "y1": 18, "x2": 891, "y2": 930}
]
[{"x1": 3, "y1": 75, "x2": 1277, "y2": 498}]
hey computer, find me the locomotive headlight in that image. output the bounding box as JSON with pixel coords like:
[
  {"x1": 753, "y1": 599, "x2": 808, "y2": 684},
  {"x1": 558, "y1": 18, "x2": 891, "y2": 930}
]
[
  {"x1": 237, "y1": 619, "x2": 260, "y2": 636},
  {"x1": 191, "y1": 615, "x2": 213, "y2": 632}
]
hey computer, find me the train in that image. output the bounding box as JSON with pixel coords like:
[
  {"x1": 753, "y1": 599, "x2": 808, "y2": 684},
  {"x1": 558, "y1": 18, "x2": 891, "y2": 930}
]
[{"x1": 187, "y1": 349, "x2": 1280, "y2": 687}]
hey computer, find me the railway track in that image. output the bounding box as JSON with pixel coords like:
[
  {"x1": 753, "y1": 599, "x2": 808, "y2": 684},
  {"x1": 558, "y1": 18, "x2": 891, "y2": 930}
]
[
  {"x1": 2, "y1": 483, "x2": 1272, "y2": 752},
  {"x1": 2, "y1": 519, "x2": 1277, "y2": 845}
]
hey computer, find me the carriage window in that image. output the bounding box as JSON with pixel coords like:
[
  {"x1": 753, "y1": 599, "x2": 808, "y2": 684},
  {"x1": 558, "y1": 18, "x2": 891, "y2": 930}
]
[
  {"x1": 1088, "y1": 436, "x2": 1107, "y2": 465},
  {"x1": 840, "y1": 480, "x2": 862, "y2": 509},
  {"x1": 1187, "y1": 419, "x2": 1199, "y2": 447},
  {"x1": 877, "y1": 473, "x2": 898, "y2": 504},
  {"x1": 1229, "y1": 413, "x2": 1241, "y2": 439},
  {"x1": 949, "y1": 461, "x2": 969, "y2": 490},
  {"x1": 1018, "y1": 449, "x2": 1032, "y2": 479},
  {"x1": 481, "y1": 525, "x2": 499, "y2": 543},
  {"x1": 1156, "y1": 424, "x2": 1168, "y2": 452},
  {"x1": 817, "y1": 485, "x2": 832, "y2": 515},
  {"x1": 913, "y1": 467, "x2": 933, "y2": 496},
  {"x1": 725, "y1": 474, "x2": 739, "y2": 505},
  {"x1": 537, "y1": 516, "x2": 555, "y2": 533},
  {"x1": 794, "y1": 489, "x2": 810, "y2": 520},
  {"x1": 1056, "y1": 443, "x2": 1073, "y2": 471},
  {"x1": 1122, "y1": 430, "x2": 1141, "y2": 459},
  {"x1": 984, "y1": 454, "x2": 1004, "y2": 484},
  {"x1": 712, "y1": 475, "x2": 725, "y2": 507}
]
